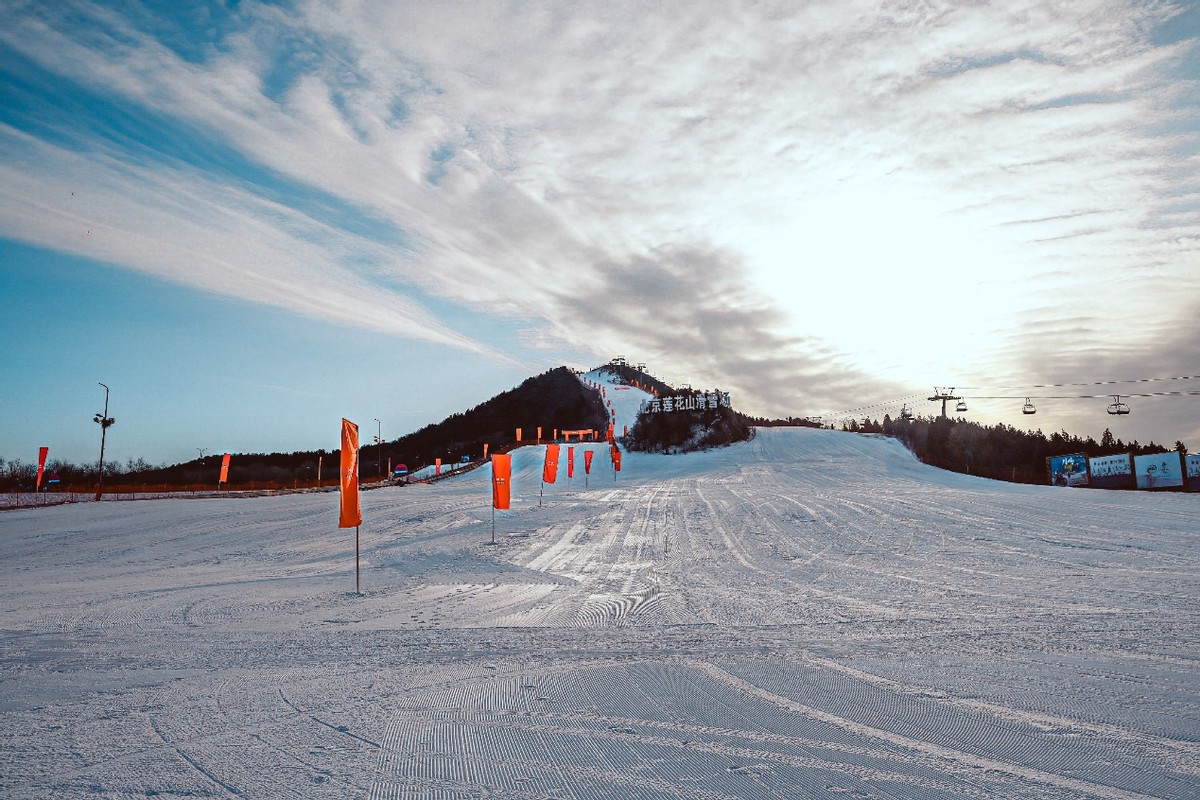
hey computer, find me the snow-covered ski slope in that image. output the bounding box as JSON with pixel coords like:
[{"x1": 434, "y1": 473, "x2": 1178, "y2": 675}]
[
  {"x1": 581, "y1": 365, "x2": 654, "y2": 437},
  {"x1": 2, "y1": 427, "x2": 1198, "y2": 799}
]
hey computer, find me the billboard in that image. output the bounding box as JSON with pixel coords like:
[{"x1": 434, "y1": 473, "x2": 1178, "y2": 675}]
[
  {"x1": 1088, "y1": 453, "x2": 1133, "y2": 490},
  {"x1": 1133, "y1": 451, "x2": 1184, "y2": 490},
  {"x1": 1188, "y1": 454, "x2": 1200, "y2": 491},
  {"x1": 1047, "y1": 453, "x2": 1089, "y2": 487}
]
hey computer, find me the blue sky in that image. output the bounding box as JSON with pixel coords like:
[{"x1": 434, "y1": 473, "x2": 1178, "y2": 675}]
[{"x1": 2, "y1": 0, "x2": 1198, "y2": 467}]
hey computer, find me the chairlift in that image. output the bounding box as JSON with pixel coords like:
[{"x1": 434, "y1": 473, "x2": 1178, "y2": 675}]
[
  {"x1": 1107, "y1": 394, "x2": 1130, "y2": 415},
  {"x1": 955, "y1": 400, "x2": 968, "y2": 413},
  {"x1": 900, "y1": 404, "x2": 914, "y2": 421},
  {"x1": 1022, "y1": 398, "x2": 1036, "y2": 415}
]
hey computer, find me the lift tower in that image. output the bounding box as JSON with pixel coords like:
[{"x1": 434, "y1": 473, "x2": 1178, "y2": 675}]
[{"x1": 928, "y1": 387, "x2": 962, "y2": 419}]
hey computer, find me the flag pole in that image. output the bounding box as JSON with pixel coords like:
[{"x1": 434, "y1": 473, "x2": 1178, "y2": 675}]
[{"x1": 356, "y1": 525, "x2": 361, "y2": 595}]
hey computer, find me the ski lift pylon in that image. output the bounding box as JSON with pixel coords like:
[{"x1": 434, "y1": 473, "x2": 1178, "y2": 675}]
[{"x1": 1022, "y1": 398, "x2": 1036, "y2": 415}]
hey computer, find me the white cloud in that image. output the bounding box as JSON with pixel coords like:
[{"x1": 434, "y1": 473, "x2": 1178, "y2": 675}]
[{"x1": 1, "y1": 0, "x2": 1196, "y2": 426}]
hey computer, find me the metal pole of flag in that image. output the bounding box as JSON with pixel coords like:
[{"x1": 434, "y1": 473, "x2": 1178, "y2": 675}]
[{"x1": 356, "y1": 525, "x2": 360, "y2": 595}]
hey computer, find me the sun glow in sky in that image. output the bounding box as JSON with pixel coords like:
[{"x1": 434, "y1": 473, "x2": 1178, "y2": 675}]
[{"x1": 1, "y1": 0, "x2": 1198, "y2": 466}]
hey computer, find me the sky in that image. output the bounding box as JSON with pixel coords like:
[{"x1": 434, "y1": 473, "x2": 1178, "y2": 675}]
[{"x1": 1, "y1": 0, "x2": 1198, "y2": 468}]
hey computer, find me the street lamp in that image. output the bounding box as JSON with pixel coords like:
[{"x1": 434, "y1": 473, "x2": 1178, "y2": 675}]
[
  {"x1": 373, "y1": 418, "x2": 382, "y2": 480},
  {"x1": 196, "y1": 448, "x2": 207, "y2": 487},
  {"x1": 93, "y1": 383, "x2": 116, "y2": 501}
]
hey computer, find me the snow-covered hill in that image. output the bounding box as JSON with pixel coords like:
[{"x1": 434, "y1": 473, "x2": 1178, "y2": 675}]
[{"x1": 2, "y1": 427, "x2": 1197, "y2": 798}]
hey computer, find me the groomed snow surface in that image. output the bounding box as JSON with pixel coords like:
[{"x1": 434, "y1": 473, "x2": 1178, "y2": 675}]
[{"x1": 2, "y1": 426, "x2": 1198, "y2": 799}]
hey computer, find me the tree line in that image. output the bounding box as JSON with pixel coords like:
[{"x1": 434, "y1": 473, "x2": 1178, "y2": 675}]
[
  {"x1": 2, "y1": 366, "x2": 611, "y2": 492},
  {"x1": 847, "y1": 414, "x2": 1183, "y2": 484}
]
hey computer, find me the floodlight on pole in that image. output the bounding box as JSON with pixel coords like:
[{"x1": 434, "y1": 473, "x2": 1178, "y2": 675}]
[{"x1": 93, "y1": 383, "x2": 116, "y2": 500}]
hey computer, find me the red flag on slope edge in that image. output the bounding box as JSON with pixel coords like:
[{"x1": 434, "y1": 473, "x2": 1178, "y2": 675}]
[{"x1": 339, "y1": 419, "x2": 362, "y2": 528}]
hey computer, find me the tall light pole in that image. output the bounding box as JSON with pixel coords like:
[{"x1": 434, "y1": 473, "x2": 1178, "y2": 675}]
[
  {"x1": 196, "y1": 448, "x2": 207, "y2": 487},
  {"x1": 93, "y1": 383, "x2": 116, "y2": 501},
  {"x1": 373, "y1": 418, "x2": 382, "y2": 480}
]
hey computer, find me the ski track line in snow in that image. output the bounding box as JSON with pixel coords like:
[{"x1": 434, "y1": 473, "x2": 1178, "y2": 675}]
[
  {"x1": 373, "y1": 709, "x2": 984, "y2": 800},
  {"x1": 4, "y1": 426, "x2": 1198, "y2": 798},
  {"x1": 694, "y1": 660, "x2": 1172, "y2": 800},
  {"x1": 808, "y1": 656, "x2": 1200, "y2": 767},
  {"x1": 369, "y1": 657, "x2": 1050, "y2": 799}
]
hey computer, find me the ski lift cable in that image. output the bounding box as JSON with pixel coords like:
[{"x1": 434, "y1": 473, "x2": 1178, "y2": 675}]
[
  {"x1": 814, "y1": 380, "x2": 1197, "y2": 424},
  {"x1": 957, "y1": 374, "x2": 1200, "y2": 391},
  {"x1": 815, "y1": 392, "x2": 926, "y2": 419},
  {"x1": 963, "y1": 390, "x2": 1200, "y2": 400}
]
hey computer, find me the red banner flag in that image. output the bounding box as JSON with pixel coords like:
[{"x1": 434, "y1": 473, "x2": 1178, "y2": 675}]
[
  {"x1": 567, "y1": 446, "x2": 575, "y2": 478},
  {"x1": 219, "y1": 453, "x2": 231, "y2": 484},
  {"x1": 537, "y1": 426, "x2": 543, "y2": 442},
  {"x1": 543, "y1": 443, "x2": 560, "y2": 484},
  {"x1": 491, "y1": 453, "x2": 511, "y2": 509},
  {"x1": 584, "y1": 450, "x2": 594, "y2": 475},
  {"x1": 435, "y1": 457, "x2": 442, "y2": 476},
  {"x1": 339, "y1": 419, "x2": 362, "y2": 528},
  {"x1": 36, "y1": 447, "x2": 48, "y2": 490},
  {"x1": 612, "y1": 447, "x2": 622, "y2": 472}
]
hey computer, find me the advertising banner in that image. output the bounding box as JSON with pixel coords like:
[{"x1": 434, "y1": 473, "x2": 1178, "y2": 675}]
[
  {"x1": 36, "y1": 447, "x2": 48, "y2": 490},
  {"x1": 339, "y1": 419, "x2": 362, "y2": 528},
  {"x1": 567, "y1": 446, "x2": 575, "y2": 479},
  {"x1": 219, "y1": 453, "x2": 231, "y2": 484},
  {"x1": 542, "y1": 444, "x2": 559, "y2": 484},
  {"x1": 1047, "y1": 453, "x2": 1089, "y2": 487},
  {"x1": 584, "y1": 450, "x2": 594, "y2": 475},
  {"x1": 1187, "y1": 454, "x2": 1200, "y2": 491},
  {"x1": 1088, "y1": 453, "x2": 1132, "y2": 489},
  {"x1": 491, "y1": 454, "x2": 511, "y2": 509},
  {"x1": 1134, "y1": 451, "x2": 1184, "y2": 490}
]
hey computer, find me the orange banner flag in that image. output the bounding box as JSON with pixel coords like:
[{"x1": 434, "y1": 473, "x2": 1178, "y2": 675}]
[
  {"x1": 36, "y1": 447, "x2": 48, "y2": 490},
  {"x1": 491, "y1": 453, "x2": 511, "y2": 509},
  {"x1": 339, "y1": 419, "x2": 362, "y2": 528},
  {"x1": 584, "y1": 450, "x2": 594, "y2": 475},
  {"x1": 483, "y1": 443, "x2": 489, "y2": 459},
  {"x1": 435, "y1": 457, "x2": 442, "y2": 475},
  {"x1": 612, "y1": 447, "x2": 622, "y2": 472},
  {"x1": 219, "y1": 453, "x2": 231, "y2": 484},
  {"x1": 543, "y1": 443, "x2": 560, "y2": 484},
  {"x1": 516, "y1": 427, "x2": 522, "y2": 442},
  {"x1": 567, "y1": 446, "x2": 575, "y2": 478}
]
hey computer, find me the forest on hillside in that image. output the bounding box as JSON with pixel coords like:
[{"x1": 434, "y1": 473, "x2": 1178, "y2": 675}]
[
  {"x1": 841, "y1": 414, "x2": 1182, "y2": 484},
  {"x1": 1, "y1": 367, "x2": 610, "y2": 492}
]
